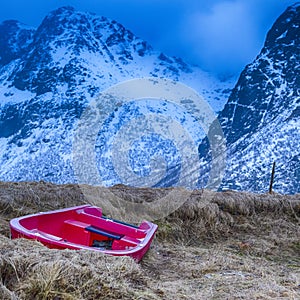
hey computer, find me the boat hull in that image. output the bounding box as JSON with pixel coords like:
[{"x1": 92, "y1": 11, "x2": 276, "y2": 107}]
[{"x1": 10, "y1": 205, "x2": 157, "y2": 262}]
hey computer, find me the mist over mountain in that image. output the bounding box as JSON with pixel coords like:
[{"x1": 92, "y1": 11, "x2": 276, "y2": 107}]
[{"x1": 0, "y1": 4, "x2": 299, "y2": 194}]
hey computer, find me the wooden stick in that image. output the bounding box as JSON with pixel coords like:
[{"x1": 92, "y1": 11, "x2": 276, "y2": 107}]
[{"x1": 269, "y1": 162, "x2": 276, "y2": 193}]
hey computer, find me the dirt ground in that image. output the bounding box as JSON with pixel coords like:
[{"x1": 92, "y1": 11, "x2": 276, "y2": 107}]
[{"x1": 0, "y1": 181, "x2": 299, "y2": 299}]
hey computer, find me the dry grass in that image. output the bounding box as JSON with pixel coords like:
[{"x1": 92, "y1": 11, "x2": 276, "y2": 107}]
[
  {"x1": 0, "y1": 237, "x2": 153, "y2": 300},
  {"x1": 0, "y1": 181, "x2": 299, "y2": 299}
]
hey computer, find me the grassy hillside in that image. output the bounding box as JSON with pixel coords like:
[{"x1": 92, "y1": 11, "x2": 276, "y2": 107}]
[{"x1": 0, "y1": 181, "x2": 299, "y2": 299}]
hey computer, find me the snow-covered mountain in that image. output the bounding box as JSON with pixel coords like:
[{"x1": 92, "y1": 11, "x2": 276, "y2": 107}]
[
  {"x1": 0, "y1": 4, "x2": 298, "y2": 194},
  {"x1": 0, "y1": 6, "x2": 233, "y2": 184},
  {"x1": 200, "y1": 2, "x2": 300, "y2": 194}
]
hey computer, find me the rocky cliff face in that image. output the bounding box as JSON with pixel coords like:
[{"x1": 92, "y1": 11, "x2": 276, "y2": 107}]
[
  {"x1": 203, "y1": 3, "x2": 299, "y2": 193},
  {"x1": 0, "y1": 20, "x2": 34, "y2": 67}
]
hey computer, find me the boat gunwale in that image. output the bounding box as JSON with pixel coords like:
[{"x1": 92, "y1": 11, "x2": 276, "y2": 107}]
[{"x1": 9, "y1": 204, "x2": 158, "y2": 260}]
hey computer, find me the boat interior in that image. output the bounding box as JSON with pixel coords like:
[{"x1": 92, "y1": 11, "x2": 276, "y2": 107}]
[{"x1": 17, "y1": 206, "x2": 148, "y2": 250}]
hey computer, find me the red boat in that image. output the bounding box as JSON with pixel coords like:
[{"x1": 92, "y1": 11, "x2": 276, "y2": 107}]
[{"x1": 10, "y1": 204, "x2": 158, "y2": 262}]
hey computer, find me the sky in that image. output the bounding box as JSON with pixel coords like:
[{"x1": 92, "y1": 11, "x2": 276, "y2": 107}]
[{"x1": 0, "y1": 0, "x2": 297, "y2": 78}]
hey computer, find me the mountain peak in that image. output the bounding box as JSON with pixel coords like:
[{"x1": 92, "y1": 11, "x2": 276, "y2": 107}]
[
  {"x1": 7, "y1": 6, "x2": 155, "y2": 94},
  {"x1": 35, "y1": 6, "x2": 90, "y2": 42},
  {"x1": 27, "y1": 6, "x2": 153, "y2": 60},
  {"x1": 219, "y1": 2, "x2": 300, "y2": 145},
  {"x1": 49, "y1": 5, "x2": 75, "y2": 15},
  {"x1": 264, "y1": 2, "x2": 299, "y2": 49}
]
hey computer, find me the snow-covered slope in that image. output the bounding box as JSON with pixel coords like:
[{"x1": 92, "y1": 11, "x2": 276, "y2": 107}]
[
  {"x1": 0, "y1": 6, "x2": 233, "y2": 184},
  {"x1": 200, "y1": 3, "x2": 300, "y2": 194}
]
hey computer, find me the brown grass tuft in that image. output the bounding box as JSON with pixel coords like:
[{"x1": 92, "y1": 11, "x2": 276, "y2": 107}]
[
  {"x1": 0, "y1": 236, "x2": 154, "y2": 299},
  {"x1": 158, "y1": 189, "x2": 300, "y2": 245}
]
